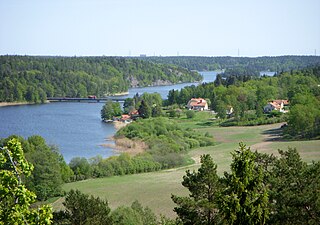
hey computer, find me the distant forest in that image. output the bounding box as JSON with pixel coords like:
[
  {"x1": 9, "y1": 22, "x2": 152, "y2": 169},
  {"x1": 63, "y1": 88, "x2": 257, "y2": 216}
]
[
  {"x1": 0, "y1": 55, "x2": 201, "y2": 103},
  {"x1": 137, "y1": 55, "x2": 320, "y2": 73}
]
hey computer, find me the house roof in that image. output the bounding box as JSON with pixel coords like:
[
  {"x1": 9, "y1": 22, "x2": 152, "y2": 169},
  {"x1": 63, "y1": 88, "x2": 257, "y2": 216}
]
[
  {"x1": 121, "y1": 114, "x2": 131, "y2": 120},
  {"x1": 130, "y1": 110, "x2": 139, "y2": 115},
  {"x1": 269, "y1": 102, "x2": 281, "y2": 110},
  {"x1": 188, "y1": 98, "x2": 207, "y2": 107},
  {"x1": 272, "y1": 99, "x2": 289, "y2": 105}
]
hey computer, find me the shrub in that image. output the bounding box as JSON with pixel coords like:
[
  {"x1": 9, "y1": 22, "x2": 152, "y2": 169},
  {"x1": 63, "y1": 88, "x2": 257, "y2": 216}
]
[{"x1": 186, "y1": 110, "x2": 196, "y2": 119}]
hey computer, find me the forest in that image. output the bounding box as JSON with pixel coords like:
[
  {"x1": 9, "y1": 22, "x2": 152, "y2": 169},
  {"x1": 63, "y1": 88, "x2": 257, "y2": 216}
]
[
  {"x1": 138, "y1": 55, "x2": 320, "y2": 72},
  {"x1": 0, "y1": 55, "x2": 201, "y2": 103}
]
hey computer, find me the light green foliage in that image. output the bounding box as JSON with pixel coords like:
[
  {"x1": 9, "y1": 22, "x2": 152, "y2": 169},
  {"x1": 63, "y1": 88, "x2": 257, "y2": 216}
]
[
  {"x1": 111, "y1": 200, "x2": 158, "y2": 225},
  {"x1": 0, "y1": 138, "x2": 53, "y2": 224},
  {"x1": 286, "y1": 93, "x2": 320, "y2": 138},
  {"x1": 0, "y1": 135, "x2": 67, "y2": 201},
  {"x1": 101, "y1": 100, "x2": 122, "y2": 120},
  {"x1": 88, "y1": 153, "x2": 161, "y2": 179},
  {"x1": 185, "y1": 110, "x2": 195, "y2": 119},
  {"x1": 69, "y1": 157, "x2": 92, "y2": 180},
  {"x1": 172, "y1": 154, "x2": 220, "y2": 224},
  {"x1": 116, "y1": 117, "x2": 214, "y2": 168},
  {"x1": 219, "y1": 143, "x2": 269, "y2": 225}
]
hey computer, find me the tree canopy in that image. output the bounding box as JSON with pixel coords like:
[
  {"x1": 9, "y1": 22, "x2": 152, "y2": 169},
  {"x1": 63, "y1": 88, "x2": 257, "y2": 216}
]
[{"x1": 0, "y1": 138, "x2": 53, "y2": 224}]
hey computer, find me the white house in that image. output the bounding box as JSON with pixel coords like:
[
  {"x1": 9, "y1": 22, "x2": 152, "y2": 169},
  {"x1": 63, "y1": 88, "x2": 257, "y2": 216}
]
[{"x1": 264, "y1": 100, "x2": 289, "y2": 113}]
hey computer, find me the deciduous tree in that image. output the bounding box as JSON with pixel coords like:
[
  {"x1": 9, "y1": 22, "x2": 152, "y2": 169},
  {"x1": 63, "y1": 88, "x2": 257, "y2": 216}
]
[{"x1": 0, "y1": 139, "x2": 53, "y2": 224}]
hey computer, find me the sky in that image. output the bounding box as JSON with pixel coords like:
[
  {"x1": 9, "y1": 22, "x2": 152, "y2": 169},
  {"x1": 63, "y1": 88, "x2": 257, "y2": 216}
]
[{"x1": 0, "y1": 0, "x2": 319, "y2": 57}]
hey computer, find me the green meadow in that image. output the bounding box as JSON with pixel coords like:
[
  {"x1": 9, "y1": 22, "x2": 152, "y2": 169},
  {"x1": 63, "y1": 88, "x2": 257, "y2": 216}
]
[{"x1": 52, "y1": 114, "x2": 320, "y2": 218}]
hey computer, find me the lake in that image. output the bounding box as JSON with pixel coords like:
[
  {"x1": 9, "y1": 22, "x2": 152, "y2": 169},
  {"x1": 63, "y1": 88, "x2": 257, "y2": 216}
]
[{"x1": 0, "y1": 71, "x2": 217, "y2": 162}]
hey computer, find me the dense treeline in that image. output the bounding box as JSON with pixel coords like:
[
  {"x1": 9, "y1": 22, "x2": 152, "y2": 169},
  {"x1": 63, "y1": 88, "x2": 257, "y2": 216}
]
[
  {"x1": 0, "y1": 55, "x2": 201, "y2": 103},
  {"x1": 138, "y1": 55, "x2": 320, "y2": 72},
  {"x1": 69, "y1": 154, "x2": 161, "y2": 181},
  {"x1": 167, "y1": 66, "x2": 320, "y2": 138},
  {"x1": 172, "y1": 144, "x2": 320, "y2": 225}
]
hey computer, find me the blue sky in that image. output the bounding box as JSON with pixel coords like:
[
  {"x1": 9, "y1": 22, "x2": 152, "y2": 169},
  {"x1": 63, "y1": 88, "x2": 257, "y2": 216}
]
[{"x1": 0, "y1": 0, "x2": 319, "y2": 56}]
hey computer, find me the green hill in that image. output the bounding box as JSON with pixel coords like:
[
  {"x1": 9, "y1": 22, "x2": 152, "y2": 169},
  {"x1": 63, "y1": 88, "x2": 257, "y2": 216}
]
[{"x1": 0, "y1": 55, "x2": 201, "y2": 103}]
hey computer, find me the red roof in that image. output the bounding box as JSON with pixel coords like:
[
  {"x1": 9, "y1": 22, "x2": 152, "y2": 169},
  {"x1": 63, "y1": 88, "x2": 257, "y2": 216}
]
[
  {"x1": 129, "y1": 110, "x2": 139, "y2": 115},
  {"x1": 189, "y1": 98, "x2": 207, "y2": 107},
  {"x1": 121, "y1": 114, "x2": 131, "y2": 120},
  {"x1": 272, "y1": 100, "x2": 289, "y2": 105}
]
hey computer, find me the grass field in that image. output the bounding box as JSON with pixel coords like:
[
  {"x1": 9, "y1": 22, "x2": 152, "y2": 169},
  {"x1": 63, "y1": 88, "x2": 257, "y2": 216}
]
[{"x1": 52, "y1": 116, "x2": 320, "y2": 218}]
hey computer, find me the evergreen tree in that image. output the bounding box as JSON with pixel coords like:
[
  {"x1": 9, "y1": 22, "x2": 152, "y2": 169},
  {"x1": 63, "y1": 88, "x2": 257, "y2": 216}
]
[
  {"x1": 172, "y1": 154, "x2": 220, "y2": 224},
  {"x1": 218, "y1": 143, "x2": 269, "y2": 225},
  {"x1": 269, "y1": 148, "x2": 320, "y2": 224},
  {"x1": 138, "y1": 100, "x2": 151, "y2": 118},
  {"x1": 56, "y1": 189, "x2": 111, "y2": 225}
]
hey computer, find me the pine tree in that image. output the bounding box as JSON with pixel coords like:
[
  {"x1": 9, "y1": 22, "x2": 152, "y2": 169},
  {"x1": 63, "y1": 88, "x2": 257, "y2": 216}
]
[
  {"x1": 172, "y1": 154, "x2": 220, "y2": 224},
  {"x1": 218, "y1": 143, "x2": 269, "y2": 225}
]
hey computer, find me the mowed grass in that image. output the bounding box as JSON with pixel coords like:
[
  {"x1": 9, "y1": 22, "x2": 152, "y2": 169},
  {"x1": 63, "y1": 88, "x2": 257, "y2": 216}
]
[{"x1": 52, "y1": 120, "x2": 320, "y2": 218}]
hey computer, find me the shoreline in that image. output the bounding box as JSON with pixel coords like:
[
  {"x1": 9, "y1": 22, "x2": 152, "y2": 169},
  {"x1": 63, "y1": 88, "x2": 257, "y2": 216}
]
[
  {"x1": 0, "y1": 102, "x2": 34, "y2": 107},
  {"x1": 108, "y1": 91, "x2": 129, "y2": 96}
]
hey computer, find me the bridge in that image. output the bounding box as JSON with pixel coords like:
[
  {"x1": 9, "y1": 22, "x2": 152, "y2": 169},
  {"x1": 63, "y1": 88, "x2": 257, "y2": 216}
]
[{"x1": 47, "y1": 97, "x2": 126, "y2": 103}]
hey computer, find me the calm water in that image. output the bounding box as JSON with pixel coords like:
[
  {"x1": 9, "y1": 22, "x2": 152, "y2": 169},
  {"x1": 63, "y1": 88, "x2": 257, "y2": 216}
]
[{"x1": 0, "y1": 71, "x2": 217, "y2": 162}]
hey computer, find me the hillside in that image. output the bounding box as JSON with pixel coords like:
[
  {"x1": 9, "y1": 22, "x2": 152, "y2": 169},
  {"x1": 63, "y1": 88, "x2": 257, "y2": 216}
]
[
  {"x1": 0, "y1": 55, "x2": 201, "y2": 103},
  {"x1": 137, "y1": 55, "x2": 320, "y2": 72}
]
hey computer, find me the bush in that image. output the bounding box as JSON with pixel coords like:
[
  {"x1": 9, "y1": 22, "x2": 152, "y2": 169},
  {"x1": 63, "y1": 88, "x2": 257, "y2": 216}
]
[{"x1": 186, "y1": 110, "x2": 196, "y2": 119}]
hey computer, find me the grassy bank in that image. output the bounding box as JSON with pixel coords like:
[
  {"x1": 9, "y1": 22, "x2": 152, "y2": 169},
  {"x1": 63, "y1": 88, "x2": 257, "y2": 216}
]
[{"x1": 52, "y1": 119, "x2": 320, "y2": 218}]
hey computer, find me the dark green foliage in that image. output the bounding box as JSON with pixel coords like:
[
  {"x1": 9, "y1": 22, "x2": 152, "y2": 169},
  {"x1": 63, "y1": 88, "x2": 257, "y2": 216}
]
[
  {"x1": 172, "y1": 154, "x2": 220, "y2": 225},
  {"x1": 0, "y1": 55, "x2": 201, "y2": 102},
  {"x1": 55, "y1": 189, "x2": 111, "y2": 225},
  {"x1": 173, "y1": 144, "x2": 320, "y2": 225},
  {"x1": 138, "y1": 100, "x2": 151, "y2": 118},
  {"x1": 101, "y1": 100, "x2": 122, "y2": 121},
  {"x1": 269, "y1": 148, "x2": 320, "y2": 224},
  {"x1": 139, "y1": 55, "x2": 320, "y2": 72},
  {"x1": 218, "y1": 143, "x2": 269, "y2": 224}
]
